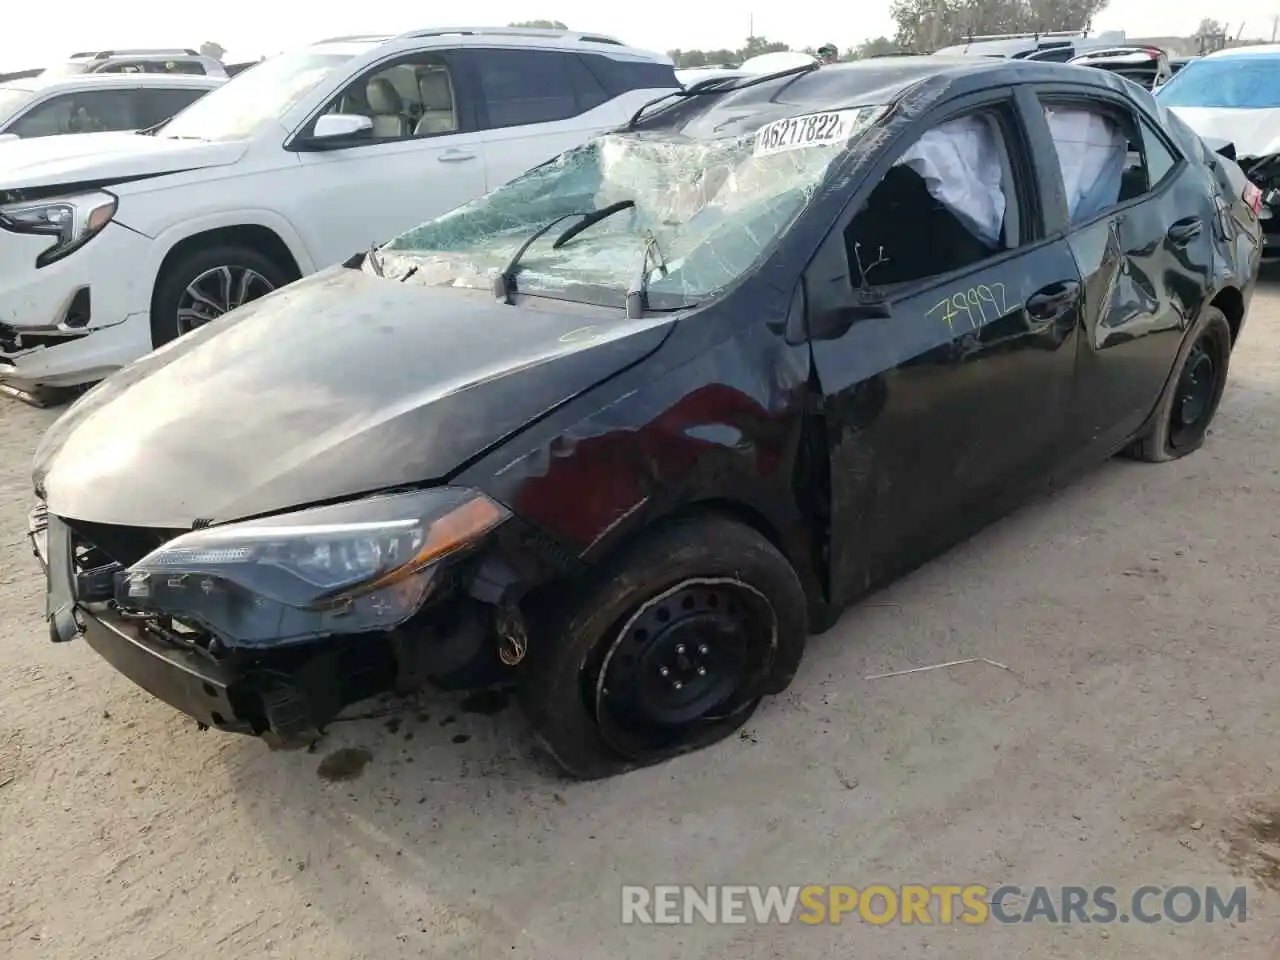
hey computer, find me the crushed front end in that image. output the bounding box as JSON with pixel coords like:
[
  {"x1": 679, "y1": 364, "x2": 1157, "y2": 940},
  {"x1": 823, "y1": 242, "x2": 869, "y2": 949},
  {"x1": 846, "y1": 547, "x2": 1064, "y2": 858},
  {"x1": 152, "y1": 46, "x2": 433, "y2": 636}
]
[{"x1": 28, "y1": 488, "x2": 557, "y2": 747}]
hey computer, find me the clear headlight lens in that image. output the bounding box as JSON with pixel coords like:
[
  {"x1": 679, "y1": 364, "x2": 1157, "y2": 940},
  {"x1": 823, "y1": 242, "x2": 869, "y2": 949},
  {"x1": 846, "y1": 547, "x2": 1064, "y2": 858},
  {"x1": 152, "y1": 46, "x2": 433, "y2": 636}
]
[
  {"x1": 0, "y1": 190, "x2": 117, "y2": 267},
  {"x1": 120, "y1": 487, "x2": 509, "y2": 647}
]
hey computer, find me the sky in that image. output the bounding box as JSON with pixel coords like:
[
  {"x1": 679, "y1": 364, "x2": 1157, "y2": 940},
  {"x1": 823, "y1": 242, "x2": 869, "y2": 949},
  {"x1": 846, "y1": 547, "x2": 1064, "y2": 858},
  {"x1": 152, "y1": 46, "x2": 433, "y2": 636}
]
[{"x1": 4, "y1": 0, "x2": 1279, "y2": 69}]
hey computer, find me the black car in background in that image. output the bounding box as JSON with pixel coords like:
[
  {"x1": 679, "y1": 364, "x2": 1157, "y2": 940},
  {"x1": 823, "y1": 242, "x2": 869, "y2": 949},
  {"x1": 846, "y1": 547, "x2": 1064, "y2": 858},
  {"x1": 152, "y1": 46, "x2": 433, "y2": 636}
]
[{"x1": 29, "y1": 57, "x2": 1260, "y2": 779}]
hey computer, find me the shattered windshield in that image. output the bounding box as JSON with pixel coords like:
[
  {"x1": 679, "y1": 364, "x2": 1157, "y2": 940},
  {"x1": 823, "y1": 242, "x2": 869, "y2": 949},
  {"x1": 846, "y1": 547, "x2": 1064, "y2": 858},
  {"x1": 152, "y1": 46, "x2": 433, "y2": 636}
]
[{"x1": 381, "y1": 107, "x2": 884, "y2": 308}]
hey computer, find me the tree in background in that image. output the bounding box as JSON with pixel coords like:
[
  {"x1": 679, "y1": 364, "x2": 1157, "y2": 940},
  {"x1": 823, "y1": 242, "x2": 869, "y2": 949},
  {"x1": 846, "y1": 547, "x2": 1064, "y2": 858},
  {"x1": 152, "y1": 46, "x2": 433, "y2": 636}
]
[
  {"x1": 889, "y1": 0, "x2": 1111, "y2": 52},
  {"x1": 199, "y1": 41, "x2": 225, "y2": 61},
  {"x1": 668, "y1": 35, "x2": 792, "y2": 68},
  {"x1": 509, "y1": 20, "x2": 568, "y2": 29}
]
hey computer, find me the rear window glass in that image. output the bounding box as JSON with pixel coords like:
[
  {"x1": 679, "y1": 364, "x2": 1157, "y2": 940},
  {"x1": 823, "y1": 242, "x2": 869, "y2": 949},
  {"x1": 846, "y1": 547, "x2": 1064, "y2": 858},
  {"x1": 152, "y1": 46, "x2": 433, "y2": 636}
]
[{"x1": 1156, "y1": 58, "x2": 1280, "y2": 108}]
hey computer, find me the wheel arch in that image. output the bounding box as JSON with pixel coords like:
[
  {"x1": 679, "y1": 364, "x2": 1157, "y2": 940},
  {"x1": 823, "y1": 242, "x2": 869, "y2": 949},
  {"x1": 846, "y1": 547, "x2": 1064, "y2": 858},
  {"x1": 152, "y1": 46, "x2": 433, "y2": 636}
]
[
  {"x1": 1209, "y1": 283, "x2": 1244, "y2": 344},
  {"x1": 144, "y1": 211, "x2": 317, "y2": 315}
]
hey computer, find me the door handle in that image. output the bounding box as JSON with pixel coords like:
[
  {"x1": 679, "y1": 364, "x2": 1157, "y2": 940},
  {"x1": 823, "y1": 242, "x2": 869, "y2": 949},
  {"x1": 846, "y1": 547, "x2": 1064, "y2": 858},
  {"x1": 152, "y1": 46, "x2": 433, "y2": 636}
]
[
  {"x1": 1025, "y1": 279, "x2": 1080, "y2": 323},
  {"x1": 437, "y1": 150, "x2": 476, "y2": 163},
  {"x1": 1167, "y1": 217, "x2": 1202, "y2": 246}
]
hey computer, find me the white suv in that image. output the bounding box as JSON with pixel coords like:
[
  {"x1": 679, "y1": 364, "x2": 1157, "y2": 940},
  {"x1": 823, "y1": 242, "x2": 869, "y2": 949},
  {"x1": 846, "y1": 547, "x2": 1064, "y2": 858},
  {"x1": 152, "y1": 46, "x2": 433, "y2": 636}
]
[
  {"x1": 0, "y1": 73, "x2": 222, "y2": 140},
  {"x1": 0, "y1": 27, "x2": 678, "y2": 391}
]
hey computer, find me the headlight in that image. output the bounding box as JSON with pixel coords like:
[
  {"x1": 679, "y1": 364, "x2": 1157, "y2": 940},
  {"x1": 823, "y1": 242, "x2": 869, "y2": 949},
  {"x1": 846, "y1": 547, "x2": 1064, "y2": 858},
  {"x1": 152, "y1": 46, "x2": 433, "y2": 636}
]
[
  {"x1": 120, "y1": 487, "x2": 509, "y2": 647},
  {"x1": 0, "y1": 190, "x2": 117, "y2": 267}
]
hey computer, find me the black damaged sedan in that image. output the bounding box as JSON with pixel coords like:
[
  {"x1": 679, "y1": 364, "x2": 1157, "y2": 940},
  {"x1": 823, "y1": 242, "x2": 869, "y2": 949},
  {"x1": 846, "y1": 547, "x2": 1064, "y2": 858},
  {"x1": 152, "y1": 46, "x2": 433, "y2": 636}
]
[{"x1": 29, "y1": 58, "x2": 1260, "y2": 778}]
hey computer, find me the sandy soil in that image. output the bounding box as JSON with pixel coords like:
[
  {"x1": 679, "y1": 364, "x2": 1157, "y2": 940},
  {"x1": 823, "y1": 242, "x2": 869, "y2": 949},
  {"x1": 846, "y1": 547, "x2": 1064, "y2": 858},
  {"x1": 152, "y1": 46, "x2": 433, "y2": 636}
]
[{"x1": 1, "y1": 282, "x2": 1278, "y2": 960}]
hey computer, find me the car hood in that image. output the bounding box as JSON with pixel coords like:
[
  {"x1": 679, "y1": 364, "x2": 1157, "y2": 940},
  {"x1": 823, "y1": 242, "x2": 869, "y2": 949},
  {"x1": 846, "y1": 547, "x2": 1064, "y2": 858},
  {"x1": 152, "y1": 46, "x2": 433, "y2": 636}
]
[
  {"x1": 0, "y1": 131, "x2": 246, "y2": 192},
  {"x1": 1165, "y1": 107, "x2": 1280, "y2": 159},
  {"x1": 34, "y1": 265, "x2": 677, "y2": 528}
]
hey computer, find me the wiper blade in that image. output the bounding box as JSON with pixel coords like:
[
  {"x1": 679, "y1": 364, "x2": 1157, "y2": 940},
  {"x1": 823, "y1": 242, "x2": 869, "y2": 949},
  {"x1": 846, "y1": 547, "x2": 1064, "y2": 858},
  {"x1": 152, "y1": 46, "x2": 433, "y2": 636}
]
[
  {"x1": 493, "y1": 204, "x2": 632, "y2": 304},
  {"x1": 624, "y1": 231, "x2": 669, "y2": 319},
  {"x1": 551, "y1": 199, "x2": 634, "y2": 249},
  {"x1": 626, "y1": 61, "x2": 822, "y2": 130},
  {"x1": 367, "y1": 242, "x2": 385, "y2": 278}
]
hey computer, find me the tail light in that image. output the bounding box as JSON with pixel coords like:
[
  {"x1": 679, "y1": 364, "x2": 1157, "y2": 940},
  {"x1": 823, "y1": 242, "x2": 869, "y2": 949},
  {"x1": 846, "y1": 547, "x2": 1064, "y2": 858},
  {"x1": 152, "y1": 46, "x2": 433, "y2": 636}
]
[{"x1": 1243, "y1": 182, "x2": 1262, "y2": 215}]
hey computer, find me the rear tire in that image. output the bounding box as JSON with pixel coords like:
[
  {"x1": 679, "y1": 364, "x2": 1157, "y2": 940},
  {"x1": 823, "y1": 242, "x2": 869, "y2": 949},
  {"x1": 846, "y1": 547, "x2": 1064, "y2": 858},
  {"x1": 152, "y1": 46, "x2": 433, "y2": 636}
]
[
  {"x1": 1124, "y1": 306, "x2": 1232, "y2": 463},
  {"x1": 518, "y1": 514, "x2": 807, "y2": 780},
  {"x1": 150, "y1": 244, "x2": 294, "y2": 348}
]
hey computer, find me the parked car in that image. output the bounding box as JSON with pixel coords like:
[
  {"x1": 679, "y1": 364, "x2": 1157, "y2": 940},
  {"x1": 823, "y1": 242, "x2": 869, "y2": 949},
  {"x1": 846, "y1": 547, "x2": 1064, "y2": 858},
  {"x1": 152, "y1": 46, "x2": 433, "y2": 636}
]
[
  {"x1": 28, "y1": 56, "x2": 1259, "y2": 779},
  {"x1": 1167, "y1": 55, "x2": 1196, "y2": 77},
  {"x1": 1155, "y1": 44, "x2": 1280, "y2": 255},
  {"x1": 0, "y1": 73, "x2": 222, "y2": 140},
  {"x1": 1069, "y1": 46, "x2": 1173, "y2": 90},
  {"x1": 934, "y1": 29, "x2": 1127, "y2": 61},
  {"x1": 0, "y1": 27, "x2": 679, "y2": 394},
  {"x1": 40, "y1": 49, "x2": 228, "y2": 78}
]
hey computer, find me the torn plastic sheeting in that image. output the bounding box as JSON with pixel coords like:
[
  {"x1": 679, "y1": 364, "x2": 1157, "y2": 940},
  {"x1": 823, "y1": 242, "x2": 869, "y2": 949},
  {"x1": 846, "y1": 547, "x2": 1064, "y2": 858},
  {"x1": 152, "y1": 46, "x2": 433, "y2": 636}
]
[
  {"x1": 1043, "y1": 106, "x2": 1126, "y2": 221},
  {"x1": 897, "y1": 113, "x2": 1006, "y2": 248}
]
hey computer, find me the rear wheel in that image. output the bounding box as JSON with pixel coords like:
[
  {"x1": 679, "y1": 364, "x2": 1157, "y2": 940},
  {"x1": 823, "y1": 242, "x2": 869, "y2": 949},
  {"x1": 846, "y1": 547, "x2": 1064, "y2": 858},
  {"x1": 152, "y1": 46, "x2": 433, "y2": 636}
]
[
  {"x1": 518, "y1": 515, "x2": 807, "y2": 780},
  {"x1": 1124, "y1": 306, "x2": 1232, "y2": 462},
  {"x1": 150, "y1": 244, "x2": 294, "y2": 348}
]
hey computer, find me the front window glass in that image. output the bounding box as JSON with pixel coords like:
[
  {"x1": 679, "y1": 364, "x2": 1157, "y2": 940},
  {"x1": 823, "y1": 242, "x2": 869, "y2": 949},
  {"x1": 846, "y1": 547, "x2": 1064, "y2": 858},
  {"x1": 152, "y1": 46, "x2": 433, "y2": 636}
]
[
  {"x1": 156, "y1": 50, "x2": 352, "y2": 141},
  {"x1": 381, "y1": 108, "x2": 883, "y2": 307},
  {"x1": 1155, "y1": 58, "x2": 1280, "y2": 108}
]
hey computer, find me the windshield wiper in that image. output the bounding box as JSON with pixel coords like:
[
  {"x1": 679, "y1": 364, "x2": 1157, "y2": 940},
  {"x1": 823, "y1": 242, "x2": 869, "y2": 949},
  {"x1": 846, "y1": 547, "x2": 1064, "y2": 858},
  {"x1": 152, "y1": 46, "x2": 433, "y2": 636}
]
[
  {"x1": 366, "y1": 242, "x2": 385, "y2": 278},
  {"x1": 551, "y1": 199, "x2": 634, "y2": 249},
  {"x1": 493, "y1": 202, "x2": 634, "y2": 304},
  {"x1": 624, "y1": 231, "x2": 669, "y2": 319}
]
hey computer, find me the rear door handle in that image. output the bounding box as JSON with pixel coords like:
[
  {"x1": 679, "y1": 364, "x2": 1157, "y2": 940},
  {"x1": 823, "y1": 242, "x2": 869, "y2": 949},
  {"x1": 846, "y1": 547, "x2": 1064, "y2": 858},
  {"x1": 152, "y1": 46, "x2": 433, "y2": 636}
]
[
  {"x1": 1025, "y1": 279, "x2": 1080, "y2": 323},
  {"x1": 437, "y1": 149, "x2": 476, "y2": 163},
  {"x1": 1167, "y1": 217, "x2": 1202, "y2": 246}
]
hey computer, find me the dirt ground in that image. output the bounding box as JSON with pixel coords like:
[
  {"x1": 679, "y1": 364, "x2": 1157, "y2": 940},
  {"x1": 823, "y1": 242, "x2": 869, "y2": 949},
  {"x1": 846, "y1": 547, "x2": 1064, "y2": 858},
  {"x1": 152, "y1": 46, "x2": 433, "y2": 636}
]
[{"x1": 1, "y1": 283, "x2": 1279, "y2": 960}]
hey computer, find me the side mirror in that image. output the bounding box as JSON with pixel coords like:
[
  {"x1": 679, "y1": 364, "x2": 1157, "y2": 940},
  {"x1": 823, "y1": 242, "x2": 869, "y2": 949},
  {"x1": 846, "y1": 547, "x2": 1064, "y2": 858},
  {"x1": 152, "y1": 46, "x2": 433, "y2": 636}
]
[
  {"x1": 1215, "y1": 140, "x2": 1237, "y2": 161},
  {"x1": 299, "y1": 113, "x2": 373, "y2": 150},
  {"x1": 807, "y1": 298, "x2": 891, "y2": 342}
]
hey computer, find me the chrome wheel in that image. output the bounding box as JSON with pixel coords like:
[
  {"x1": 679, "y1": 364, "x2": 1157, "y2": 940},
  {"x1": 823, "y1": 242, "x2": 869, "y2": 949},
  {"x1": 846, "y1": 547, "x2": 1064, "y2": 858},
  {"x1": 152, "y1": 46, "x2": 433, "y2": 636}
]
[{"x1": 175, "y1": 265, "x2": 275, "y2": 334}]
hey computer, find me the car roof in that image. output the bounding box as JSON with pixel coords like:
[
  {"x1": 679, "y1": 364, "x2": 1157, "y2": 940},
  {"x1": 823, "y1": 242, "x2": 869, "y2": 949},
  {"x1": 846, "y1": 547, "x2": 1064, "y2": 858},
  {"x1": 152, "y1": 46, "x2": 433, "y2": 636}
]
[
  {"x1": 1204, "y1": 44, "x2": 1280, "y2": 60},
  {"x1": 309, "y1": 26, "x2": 670, "y2": 62},
  {"x1": 0, "y1": 73, "x2": 223, "y2": 95},
  {"x1": 638, "y1": 57, "x2": 1141, "y2": 139}
]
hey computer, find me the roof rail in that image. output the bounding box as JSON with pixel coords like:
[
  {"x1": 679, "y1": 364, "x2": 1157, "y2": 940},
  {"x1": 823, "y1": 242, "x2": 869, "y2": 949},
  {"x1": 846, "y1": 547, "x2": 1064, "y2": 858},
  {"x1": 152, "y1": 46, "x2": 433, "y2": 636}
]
[
  {"x1": 396, "y1": 25, "x2": 624, "y2": 45},
  {"x1": 317, "y1": 33, "x2": 393, "y2": 44},
  {"x1": 962, "y1": 29, "x2": 1087, "y2": 42},
  {"x1": 82, "y1": 48, "x2": 201, "y2": 59}
]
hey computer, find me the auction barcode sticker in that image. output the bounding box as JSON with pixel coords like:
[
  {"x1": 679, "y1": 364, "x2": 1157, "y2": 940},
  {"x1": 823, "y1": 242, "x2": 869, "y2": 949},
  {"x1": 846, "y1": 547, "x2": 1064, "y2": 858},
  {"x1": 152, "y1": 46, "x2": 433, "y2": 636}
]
[{"x1": 754, "y1": 109, "x2": 866, "y2": 156}]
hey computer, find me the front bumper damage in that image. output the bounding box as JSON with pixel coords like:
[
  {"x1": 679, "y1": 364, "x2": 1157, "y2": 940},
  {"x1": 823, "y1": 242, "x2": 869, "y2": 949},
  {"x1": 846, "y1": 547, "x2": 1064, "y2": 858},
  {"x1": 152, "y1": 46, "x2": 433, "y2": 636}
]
[{"x1": 27, "y1": 502, "x2": 531, "y2": 747}]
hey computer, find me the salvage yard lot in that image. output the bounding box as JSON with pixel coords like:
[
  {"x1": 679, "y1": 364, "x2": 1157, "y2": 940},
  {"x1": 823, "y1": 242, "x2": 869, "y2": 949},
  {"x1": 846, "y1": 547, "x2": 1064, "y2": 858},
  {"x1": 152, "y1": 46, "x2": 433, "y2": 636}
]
[{"x1": 2, "y1": 283, "x2": 1279, "y2": 959}]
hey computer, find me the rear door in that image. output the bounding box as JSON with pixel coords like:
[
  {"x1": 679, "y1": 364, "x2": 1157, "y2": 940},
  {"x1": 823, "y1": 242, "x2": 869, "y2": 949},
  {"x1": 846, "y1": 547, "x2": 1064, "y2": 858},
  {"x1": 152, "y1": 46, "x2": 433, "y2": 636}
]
[
  {"x1": 462, "y1": 47, "x2": 625, "y2": 189},
  {"x1": 807, "y1": 88, "x2": 1085, "y2": 602},
  {"x1": 1029, "y1": 84, "x2": 1214, "y2": 452}
]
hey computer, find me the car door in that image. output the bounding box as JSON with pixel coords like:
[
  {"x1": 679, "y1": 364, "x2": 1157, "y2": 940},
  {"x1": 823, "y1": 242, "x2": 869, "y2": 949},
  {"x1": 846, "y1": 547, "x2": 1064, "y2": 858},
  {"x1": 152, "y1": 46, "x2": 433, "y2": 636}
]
[
  {"x1": 805, "y1": 89, "x2": 1085, "y2": 603},
  {"x1": 462, "y1": 47, "x2": 629, "y2": 190},
  {"x1": 287, "y1": 50, "x2": 488, "y2": 267},
  {"x1": 1030, "y1": 85, "x2": 1214, "y2": 452}
]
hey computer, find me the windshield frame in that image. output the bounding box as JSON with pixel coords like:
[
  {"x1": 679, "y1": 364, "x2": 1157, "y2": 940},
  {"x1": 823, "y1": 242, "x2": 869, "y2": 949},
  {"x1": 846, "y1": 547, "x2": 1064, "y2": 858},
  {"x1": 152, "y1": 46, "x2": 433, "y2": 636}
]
[
  {"x1": 152, "y1": 49, "x2": 355, "y2": 142},
  {"x1": 1155, "y1": 55, "x2": 1280, "y2": 109}
]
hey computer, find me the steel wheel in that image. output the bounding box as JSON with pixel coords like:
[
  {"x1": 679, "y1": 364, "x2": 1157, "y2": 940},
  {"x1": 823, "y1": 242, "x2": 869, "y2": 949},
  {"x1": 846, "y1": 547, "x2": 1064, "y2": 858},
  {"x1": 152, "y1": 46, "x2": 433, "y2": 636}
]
[
  {"x1": 1169, "y1": 333, "x2": 1222, "y2": 452},
  {"x1": 175, "y1": 265, "x2": 275, "y2": 334},
  {"x1": 588, "y1": 577, "x2": 776, "y2": 759}
]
